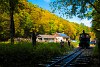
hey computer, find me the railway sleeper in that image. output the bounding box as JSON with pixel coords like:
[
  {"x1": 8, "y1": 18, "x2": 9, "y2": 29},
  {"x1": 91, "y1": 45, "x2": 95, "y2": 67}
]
[
  {"x1": 54, "y1": 64, "x2": 61, "y2": 67},
  {"x1": 38, "y1": 63, "x2": 47, "y2": 67},
  {"x1": 75, "y1": 62, "x2": 89, "y2": 67},
  {"x1": 55, "y1": 57, "x2": 62, "y2": 59},
  {"x1": 52, "y1": 59, "x2": 60, "y2": 61}
]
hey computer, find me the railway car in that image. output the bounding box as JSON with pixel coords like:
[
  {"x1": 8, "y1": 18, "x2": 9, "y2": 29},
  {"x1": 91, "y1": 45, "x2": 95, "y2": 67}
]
[{"x1": 79, "y1": 30, "x2": 90, "y2": 48}]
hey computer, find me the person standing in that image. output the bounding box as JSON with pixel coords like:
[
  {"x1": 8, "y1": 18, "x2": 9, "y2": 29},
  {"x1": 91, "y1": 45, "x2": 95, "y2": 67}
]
[
  {"x1": 60, "y1": 40, "x2": 64, "y2": 48},
  {"x1": 68, "y1": 40, "x2": 70, "y2": 47}
]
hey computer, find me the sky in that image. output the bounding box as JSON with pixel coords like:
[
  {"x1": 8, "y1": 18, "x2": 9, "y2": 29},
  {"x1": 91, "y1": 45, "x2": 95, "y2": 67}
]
[{"x1": 28, "y1": 0, "x2": 92, "y2": 27}]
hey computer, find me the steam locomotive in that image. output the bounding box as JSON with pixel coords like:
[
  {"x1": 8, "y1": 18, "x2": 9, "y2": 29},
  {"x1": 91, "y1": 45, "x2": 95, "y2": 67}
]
[{"x1": 79, "y1": 30, "x2": 90, "y2": 48}]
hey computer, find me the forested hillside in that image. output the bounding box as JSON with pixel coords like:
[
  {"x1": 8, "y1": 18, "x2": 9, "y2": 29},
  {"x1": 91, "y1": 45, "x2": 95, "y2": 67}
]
[{"x1": 0, "y1": 0, "x2": 94, "y2": 41}]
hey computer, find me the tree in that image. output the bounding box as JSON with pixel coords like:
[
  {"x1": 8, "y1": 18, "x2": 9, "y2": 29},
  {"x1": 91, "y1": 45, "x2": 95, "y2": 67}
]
[
  {"x1": 9, "y1": 0, "x2": 17, "y2": 45},
  {"x1": 92, "y1": 0, "x2": 100, "y2": 50},
  {"x1": 50, "y1": 0, "x2": 100, "y2": 18},
  {"x1": 0, "y1": 0, "x2": 20, "y2": 45},
  {"x1": 0, "y1": 12, "x2": 10, "y2": 41}
]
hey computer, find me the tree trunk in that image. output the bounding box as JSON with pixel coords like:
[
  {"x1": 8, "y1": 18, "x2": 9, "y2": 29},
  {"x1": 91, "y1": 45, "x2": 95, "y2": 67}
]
[
  {"x1": 32, "y1": 31, "x2": 36, "y2": 46},
  {"x1": 10, "y1": 10, "x2": 15, "y2": 45},
  {"x1": 98, "y1": 38, "x2": 100, "y2": 53},
  {"x1": 9, "y1": 0, "x2": 15, "y2": 45}
]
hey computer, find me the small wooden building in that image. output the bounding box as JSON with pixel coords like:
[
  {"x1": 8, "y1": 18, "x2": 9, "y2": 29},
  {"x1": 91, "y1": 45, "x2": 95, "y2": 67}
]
[{"x1": 36, "y1": 33, "x2": 69, "y2": 42}]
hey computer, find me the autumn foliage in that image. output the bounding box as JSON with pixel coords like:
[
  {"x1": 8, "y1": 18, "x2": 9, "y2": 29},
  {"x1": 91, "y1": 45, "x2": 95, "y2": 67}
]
[{"x1": 0, "y1": 0, "x2": 92, "y2": 41}]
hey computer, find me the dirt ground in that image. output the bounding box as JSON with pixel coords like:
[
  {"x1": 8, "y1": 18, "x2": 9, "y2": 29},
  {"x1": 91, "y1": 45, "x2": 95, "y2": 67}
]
[{"x1": 89, "y1": 44, "x2": 100, "y2": 67}]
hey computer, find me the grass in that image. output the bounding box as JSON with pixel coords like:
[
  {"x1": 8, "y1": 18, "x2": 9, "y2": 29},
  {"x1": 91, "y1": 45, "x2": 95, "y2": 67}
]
[
  {"x1": 93, "y1": 45, "x2": 99, "y2": 56},
  {"x1": 0, "y1": 41, "x2": 77, "y2": 66}
]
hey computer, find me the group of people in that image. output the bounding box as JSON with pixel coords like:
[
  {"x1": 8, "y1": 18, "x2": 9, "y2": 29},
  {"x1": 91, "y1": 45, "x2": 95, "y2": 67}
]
[{"x1": 60, "y1": 40, "x2": 70, "y2": 48}]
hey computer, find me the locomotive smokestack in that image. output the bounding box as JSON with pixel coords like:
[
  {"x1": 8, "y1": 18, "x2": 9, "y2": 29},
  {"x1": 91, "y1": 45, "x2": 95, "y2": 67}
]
[{"x1": 83, "y1": 30, "x2": 85, "y2": 34}]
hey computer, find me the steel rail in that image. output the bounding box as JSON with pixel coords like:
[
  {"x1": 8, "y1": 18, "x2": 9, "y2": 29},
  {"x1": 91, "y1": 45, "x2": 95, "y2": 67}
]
[{"x1": 46, "y1": 48, "x2": 83, "y2": 67}]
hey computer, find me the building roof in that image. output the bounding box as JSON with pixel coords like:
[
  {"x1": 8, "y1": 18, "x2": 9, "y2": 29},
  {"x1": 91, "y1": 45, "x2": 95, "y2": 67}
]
[
  {"x1": 37, "y1": 35, "x2": 55, "y2": 38},
  {"x1": 37, "y1": 33, "x2": 69, "y2": 38},
  {"x1": 56, "y1": 33, "x2": 69, "y2": 38}
]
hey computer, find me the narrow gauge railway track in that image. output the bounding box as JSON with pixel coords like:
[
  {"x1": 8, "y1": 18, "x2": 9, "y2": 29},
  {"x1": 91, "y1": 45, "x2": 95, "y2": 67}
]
[
  {"x1": 38, "y1": 48, "x2": 84, "y2": 67},
  {"x1": 69, "y1": 47, "x2": 93, "y2": 67}
]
